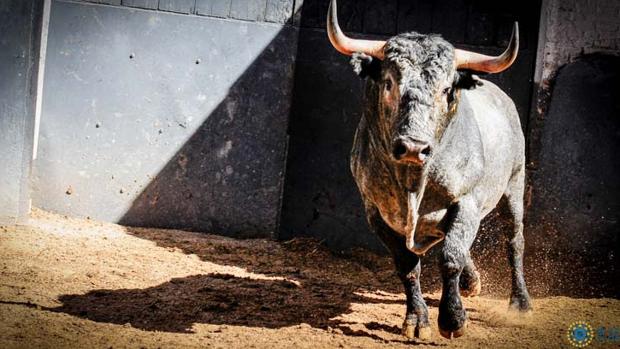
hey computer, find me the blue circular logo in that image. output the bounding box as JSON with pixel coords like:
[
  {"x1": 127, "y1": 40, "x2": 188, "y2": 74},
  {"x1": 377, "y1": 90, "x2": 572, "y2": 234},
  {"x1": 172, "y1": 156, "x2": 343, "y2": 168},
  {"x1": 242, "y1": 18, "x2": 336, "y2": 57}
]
[{"x1": 567, "y1": 321, "x2": 593, "y2": 347}]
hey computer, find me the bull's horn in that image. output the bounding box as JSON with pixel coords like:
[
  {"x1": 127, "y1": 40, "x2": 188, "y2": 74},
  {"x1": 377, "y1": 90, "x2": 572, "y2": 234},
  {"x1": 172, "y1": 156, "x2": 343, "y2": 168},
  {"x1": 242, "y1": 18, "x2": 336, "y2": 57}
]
[
  {"x1": 327, "y1": 0, "x2": 386, "y2": 60},
  {"x1": 454, "y1": 22, "x2": 519, "y2": 73}
]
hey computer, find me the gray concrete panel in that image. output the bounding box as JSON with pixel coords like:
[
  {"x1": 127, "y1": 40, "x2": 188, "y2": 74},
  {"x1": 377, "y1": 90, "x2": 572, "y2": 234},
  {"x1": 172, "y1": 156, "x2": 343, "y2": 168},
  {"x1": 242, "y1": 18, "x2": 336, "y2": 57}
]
[
  {"x1": 34, "y1": 1, "x2": 298, "y2": 237},
  {"x1": 0, "y1": 0, "x2": 44, "y2": 224},
  {"x1": 265, "y1": 0, "x2": 294, "y2": 24},
  {"x1": 230, "y1": 0, "x2": 267, "y2": 22}
]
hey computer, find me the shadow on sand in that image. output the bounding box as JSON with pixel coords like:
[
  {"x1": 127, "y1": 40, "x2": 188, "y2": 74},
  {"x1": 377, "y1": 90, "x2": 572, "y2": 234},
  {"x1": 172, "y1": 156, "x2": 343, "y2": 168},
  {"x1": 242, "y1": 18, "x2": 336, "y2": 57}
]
[{"x1": 48, "y1": 228, "x2": 446, "y2": 346}]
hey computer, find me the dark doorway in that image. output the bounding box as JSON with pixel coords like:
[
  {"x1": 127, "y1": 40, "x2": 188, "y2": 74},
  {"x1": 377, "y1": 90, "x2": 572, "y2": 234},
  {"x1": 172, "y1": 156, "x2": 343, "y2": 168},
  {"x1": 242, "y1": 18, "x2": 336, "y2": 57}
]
[
  {"x1": 525, "y1": 55, "x2": 620, "y2": 297},
  {"x1": 280, "y1": 0, "x2": 543, "y2": 253}
]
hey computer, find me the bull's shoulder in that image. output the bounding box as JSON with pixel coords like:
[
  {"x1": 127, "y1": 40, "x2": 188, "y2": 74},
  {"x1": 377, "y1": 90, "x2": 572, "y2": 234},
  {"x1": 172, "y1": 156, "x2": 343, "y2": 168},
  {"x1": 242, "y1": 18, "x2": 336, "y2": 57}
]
[
  {"x1": 464, "y1": 79, "x2": 523, "y2": 133},
  {"x1": 461, "y1": 79, "x2": 525, "y2": 164},
  {"x1": 453, "y1": 80, "x2": 525, "y2": 210}
]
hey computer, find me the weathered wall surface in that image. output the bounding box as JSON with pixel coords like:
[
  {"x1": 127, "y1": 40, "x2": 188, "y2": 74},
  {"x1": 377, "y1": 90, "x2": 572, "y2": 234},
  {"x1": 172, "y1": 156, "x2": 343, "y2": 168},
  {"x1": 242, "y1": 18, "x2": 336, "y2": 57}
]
[
  {"x1": 527, "y1": 56, "x2": 620, "y2": 297},
  {"x1": 0, "y1": 0, "x2": 44, "y2": 224},
  {"x1": 78, "y1": 0, "x2": 294, "y2": 23},
  {"x1": 529, "y1": 0, "x2": 620, "y2": 165},
  {"x1": 33, "y1": 0, "x2": 298, "y2": 237},
  {"x1": 535, "y1": 0, "x2": 620, "y2": 84},
  {"x1": 525, "y1": 0, "x2": 620, "y2": 297},
  {"x1": 281, "y1": 0, "x2": 542, "y2": 252}
]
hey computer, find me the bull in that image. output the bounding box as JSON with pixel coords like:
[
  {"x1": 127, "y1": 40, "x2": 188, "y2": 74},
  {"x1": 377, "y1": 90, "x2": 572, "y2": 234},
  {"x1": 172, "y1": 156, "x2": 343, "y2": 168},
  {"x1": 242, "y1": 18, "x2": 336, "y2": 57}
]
[{"x1": 326, "y1": 0, "x2": 532, "y2": 340}]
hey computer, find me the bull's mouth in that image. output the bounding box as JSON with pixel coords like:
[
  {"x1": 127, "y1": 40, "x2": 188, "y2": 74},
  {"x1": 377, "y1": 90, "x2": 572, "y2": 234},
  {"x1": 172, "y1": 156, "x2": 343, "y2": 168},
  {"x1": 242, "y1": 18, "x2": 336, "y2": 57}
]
[{"x1": 398, "y1": 157, "x2": 426, "y2": 167}]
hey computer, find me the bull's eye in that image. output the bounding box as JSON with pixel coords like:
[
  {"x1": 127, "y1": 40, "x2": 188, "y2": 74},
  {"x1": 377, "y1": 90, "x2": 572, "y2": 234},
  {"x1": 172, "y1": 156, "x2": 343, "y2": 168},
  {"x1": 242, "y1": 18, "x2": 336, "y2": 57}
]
[
  {"x1": 384, "y1": 79, "x2": 392, "y2": 92},
  {"x1": 442, "y1": 87, "x2": 451, "y2": 95}
]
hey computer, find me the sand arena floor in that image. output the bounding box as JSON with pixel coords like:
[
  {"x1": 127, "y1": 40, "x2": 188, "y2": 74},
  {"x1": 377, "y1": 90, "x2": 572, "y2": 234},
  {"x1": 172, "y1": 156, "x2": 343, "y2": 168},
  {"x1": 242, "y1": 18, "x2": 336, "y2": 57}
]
[{"x1": 0, "y1": 209, "x2": 618, "y2": 348}]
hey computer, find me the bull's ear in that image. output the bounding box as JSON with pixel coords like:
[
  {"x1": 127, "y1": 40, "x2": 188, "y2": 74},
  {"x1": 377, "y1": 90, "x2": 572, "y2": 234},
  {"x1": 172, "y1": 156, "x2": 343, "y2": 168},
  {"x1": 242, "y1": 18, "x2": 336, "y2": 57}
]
[
  {"x1": 350, "y1": 53, "x2": 381, "y2": 80},
  {"x1": 454, "y1": 70, "x2": 483, "y2": 90}
]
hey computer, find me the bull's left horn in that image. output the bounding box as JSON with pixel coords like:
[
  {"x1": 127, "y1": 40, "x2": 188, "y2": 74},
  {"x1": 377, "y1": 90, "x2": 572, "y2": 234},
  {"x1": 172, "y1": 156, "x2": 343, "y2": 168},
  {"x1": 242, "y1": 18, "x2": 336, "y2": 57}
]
[
  {"x1": 327, "y1": 0, "x2": 386, "y2": 60},
  {"x1": 454, "y1": 22, "x2": 519, "y2": 73}
]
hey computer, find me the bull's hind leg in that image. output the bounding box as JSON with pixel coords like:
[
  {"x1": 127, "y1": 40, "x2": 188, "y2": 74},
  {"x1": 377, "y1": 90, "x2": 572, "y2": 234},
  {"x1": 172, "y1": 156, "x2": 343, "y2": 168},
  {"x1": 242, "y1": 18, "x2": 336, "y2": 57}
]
[
  {"x1": 368, "y1": 209, "x2": 431, "y2": 340},
  {"x1": 504, "y1": 168, "x2": 532, "y2": 312}
]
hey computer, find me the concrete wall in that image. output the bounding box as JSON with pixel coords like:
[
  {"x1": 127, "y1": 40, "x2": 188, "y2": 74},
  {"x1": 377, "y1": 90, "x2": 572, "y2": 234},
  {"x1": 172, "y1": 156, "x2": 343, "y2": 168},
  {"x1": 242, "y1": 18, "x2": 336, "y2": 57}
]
[
  {"x1": 527, "y1": 55, "x2": 620, "y2": 297},
  {"x1": 281, "y1": 0, "x2": 542, "y2": 252},
  {"x1": 0, "y1": 0, "x2": 46, "y2": 224},
  {"x1": 535, "y1": 0, "x2": 620, "y2": 85},
  {"x1": 33, "y1": 0, "x2": 298, "y2": 237},
  {"x1": 525, "y1": 0, "x2": 620, "y2": 297},
  {"x1": 529, "y1": 0, "x2": 620, "y2": 165}
]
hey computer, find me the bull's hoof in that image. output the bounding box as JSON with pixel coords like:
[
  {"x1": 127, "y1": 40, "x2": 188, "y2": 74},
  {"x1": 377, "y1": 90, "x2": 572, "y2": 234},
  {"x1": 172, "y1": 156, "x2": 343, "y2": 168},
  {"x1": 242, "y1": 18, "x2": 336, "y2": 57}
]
[
  {"x1": 417, "y1": 325, "x2": 432, "y2": 340},
  {"x1": 459, "y1": 271, "x2": 481, "y2": 298},
  {"x1": 438, "y1": 293, "x2": 467, "y2": 339},
  {"x1": 438, "y1": 321, "x2": 467, "y2": 339},
  {"x1": 509, "y1": 295, "x2": 533, "y2": 313},
  {"x1": 402, "y1": 321, "x2": 431, "y2": 341}
]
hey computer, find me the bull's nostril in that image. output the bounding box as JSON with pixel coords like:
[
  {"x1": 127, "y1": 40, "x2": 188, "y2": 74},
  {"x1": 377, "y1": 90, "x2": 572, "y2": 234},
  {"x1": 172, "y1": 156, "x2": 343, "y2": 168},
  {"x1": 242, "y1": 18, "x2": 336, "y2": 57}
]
[
  {"x1": 393, "y1": 144, "x2": 407, "y2": 159},
  {"x1": 421, "y1": 146, "x2": 431, "y2": 157}
]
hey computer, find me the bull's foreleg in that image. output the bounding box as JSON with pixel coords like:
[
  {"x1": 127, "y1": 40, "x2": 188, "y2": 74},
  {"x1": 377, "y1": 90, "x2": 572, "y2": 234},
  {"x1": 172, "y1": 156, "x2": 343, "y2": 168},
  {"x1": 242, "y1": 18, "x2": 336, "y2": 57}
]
[
  {"x1": 459, "y1": 258, "x2": 481, "y2": 297},
  {"x1": 438, "y1": 196, "x2": 479, "y2": 339},
  {"x1": 368, "y1": 209, "x2": 431, "y2": 340}
]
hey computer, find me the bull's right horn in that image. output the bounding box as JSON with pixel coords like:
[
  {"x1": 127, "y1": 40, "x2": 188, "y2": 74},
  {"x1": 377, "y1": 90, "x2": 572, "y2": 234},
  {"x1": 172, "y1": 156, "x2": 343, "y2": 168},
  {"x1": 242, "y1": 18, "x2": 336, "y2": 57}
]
[
  {"x1": 327, "y1": 0, "x2": 386, "y2": 60},
  {"x1": 454, "y1": 22, "x2": 519, "y2": 73}
]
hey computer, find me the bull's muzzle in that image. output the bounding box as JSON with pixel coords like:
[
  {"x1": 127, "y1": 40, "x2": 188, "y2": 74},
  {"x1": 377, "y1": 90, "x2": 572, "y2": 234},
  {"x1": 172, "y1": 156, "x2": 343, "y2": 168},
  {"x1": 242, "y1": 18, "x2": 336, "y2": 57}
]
[{"x1": 392, "y1": 138, "x2": 431, "y2": 165}]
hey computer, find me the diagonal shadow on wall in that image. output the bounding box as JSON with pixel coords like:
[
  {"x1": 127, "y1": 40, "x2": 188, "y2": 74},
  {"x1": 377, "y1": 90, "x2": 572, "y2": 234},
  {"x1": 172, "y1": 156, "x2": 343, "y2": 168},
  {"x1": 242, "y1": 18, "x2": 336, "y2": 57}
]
[{"x1": 118, "y1": 19, "x2": 298, "y2": 238}]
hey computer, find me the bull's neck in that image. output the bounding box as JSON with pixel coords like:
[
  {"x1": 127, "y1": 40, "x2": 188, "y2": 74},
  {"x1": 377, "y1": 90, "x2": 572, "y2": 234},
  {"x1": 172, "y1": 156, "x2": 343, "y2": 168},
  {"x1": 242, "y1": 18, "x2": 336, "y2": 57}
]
[
  {"x1": 360, "y1": 114, "x2": 426, "y2": 190},
  {"x1": 435, "y1": 91, "x2": 462, "y2": 145}
]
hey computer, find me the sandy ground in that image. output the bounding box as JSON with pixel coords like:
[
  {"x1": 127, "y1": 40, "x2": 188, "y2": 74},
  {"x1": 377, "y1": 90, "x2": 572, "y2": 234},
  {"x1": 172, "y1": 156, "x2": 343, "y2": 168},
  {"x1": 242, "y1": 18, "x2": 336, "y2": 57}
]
[{"x1": 0, "y1": 209, "x2": 619, "y2": 349}]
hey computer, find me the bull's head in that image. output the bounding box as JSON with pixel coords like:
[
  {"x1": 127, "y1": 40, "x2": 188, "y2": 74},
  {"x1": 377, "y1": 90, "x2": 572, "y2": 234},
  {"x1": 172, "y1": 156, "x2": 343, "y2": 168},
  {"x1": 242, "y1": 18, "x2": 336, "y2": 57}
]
[{"x1": 327, "y1": 0, "x2": 518, "y2": 167}]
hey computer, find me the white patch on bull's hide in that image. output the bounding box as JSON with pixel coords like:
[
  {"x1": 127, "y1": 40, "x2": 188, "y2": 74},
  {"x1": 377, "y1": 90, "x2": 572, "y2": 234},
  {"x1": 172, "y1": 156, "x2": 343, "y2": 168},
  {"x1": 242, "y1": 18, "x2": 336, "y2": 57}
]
[
  {"x1": 405, "y1": 191, "x2": 420, "y2": 252},
  {"x1": 197, "y1": 94, "x2": 207, "y2": 102}
]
